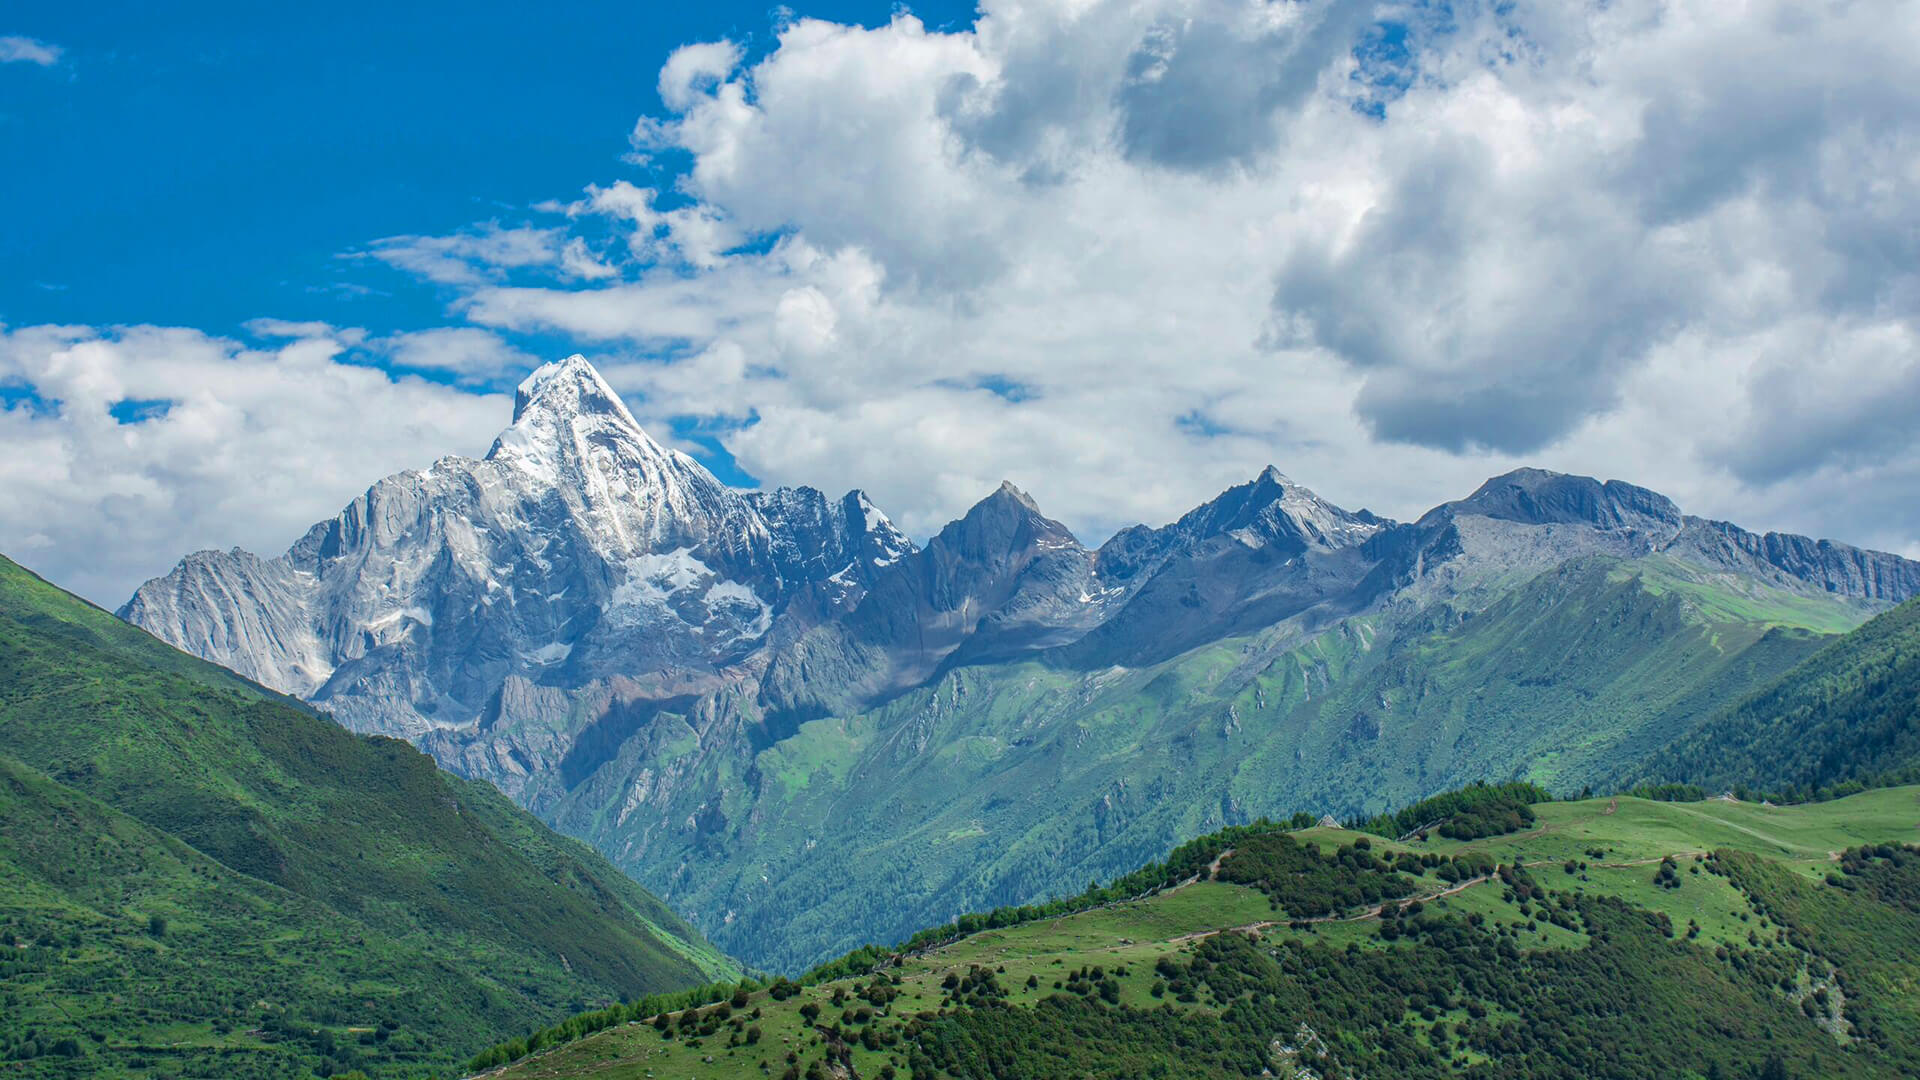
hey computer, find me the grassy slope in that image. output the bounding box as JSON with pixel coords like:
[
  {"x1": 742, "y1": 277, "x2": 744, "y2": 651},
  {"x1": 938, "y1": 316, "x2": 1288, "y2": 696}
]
[
  {"x1": 0, "y1": 554, "x2": 736, "y2": 1079},
  {"x1": 569, "y1": 555, "x2": 1857, "y2": 972},
  {"x1": 487, "y1": 787, "x2": 1920, "y2": 1080},
  {"x1": 1626, "y1": 597, "x2": 1920, "y2": 797}
]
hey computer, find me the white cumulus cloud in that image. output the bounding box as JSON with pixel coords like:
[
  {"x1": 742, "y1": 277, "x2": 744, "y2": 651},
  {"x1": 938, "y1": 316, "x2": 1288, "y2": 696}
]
[
  {"x1": 374, "y1": 0, "x2": 1917, "y2": 556},
  {"x1": 0, "y1": 325, "x2": 506, "y2": 603},
  {"x1": 11, "y1": 0, "x2": 1920, "y2": 604}
]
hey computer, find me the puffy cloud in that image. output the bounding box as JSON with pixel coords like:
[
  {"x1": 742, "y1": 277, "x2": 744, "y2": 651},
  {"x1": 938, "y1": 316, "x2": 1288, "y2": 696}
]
[
  {"x1": 657, "y1": 40, "x2": 744, "y2": 111},
  {"x1": 26, "y1": 0, "x2": 1914, "y2": 600},
  {"x1": 358, "y1": 0, "x2": 1919, "y2": 556},
  {"x1": 634, "y1": 14, "x2": 1006, "y2": 287},
  {"x1": 0, "y1": 324, "x2": 506, "y2": 604},
  {"x1": 0, "y1": 35, "x2": 61, "y2": 66},
  {"x1": 380, "y1": 327, "x2": 538, "y2": 382}
]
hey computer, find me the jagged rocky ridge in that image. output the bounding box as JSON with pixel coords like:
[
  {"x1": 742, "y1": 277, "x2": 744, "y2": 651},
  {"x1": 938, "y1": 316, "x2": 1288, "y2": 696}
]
[
  {"x1": 123, "y1": 358, "x2": 912, "y2": 740},
  {"x1": 124, "y1": 356, "x2": 1920, "y2": 969}
]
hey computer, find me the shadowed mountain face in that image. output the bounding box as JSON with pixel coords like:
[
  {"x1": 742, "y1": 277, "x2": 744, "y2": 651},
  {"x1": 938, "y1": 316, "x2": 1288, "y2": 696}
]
[{"x1": 123, "y1": 356, "x2": 1920, "y2": 970}]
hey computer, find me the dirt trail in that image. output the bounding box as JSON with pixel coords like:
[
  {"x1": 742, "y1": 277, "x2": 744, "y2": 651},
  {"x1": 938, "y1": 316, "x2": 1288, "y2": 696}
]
[
  {"x1": 1164, "y1": 848, "x2": 1235, "y2": 895},
  {"x1": 1165, "y1": 847, "x2": 1711, "y2": 946},
  {"x1": 1205, "y1": 849, "x2": 1232, "y2": 881},
  {"x1": 1169, "y1": 873, "x2": 1494, "y2": 943}
]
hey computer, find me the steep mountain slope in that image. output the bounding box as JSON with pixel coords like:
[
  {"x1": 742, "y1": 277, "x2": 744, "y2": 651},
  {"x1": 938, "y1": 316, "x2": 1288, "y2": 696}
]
[
  {"x1": 0, "y1": 554, "x2": 735, "y2": 1079},
  {"x1": 120, "y1": 356, "x2": 913, "y2": 740},
  {"x1": 757, "y1": 481, "x2": 1108, "y2": 721},
  {"x1": 1626, "y1": 596, "x2": 1920, "y2": 798},
  {"x1": 119, "y1": 356, "x2": 1920, "y2": 971},
  {"x1": 476, "y1": 786, "x2": 1920, "y2": 1080},
  {"x1": 562, "y1": 555, "x2": 1853, "y2": 971}
]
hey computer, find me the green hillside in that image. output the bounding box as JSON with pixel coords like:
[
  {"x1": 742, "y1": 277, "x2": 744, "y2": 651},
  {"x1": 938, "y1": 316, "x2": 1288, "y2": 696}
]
[
  {"x1": 1627, "y1": 597, "x2": 1920, "y2": 798},
  {"x1": 475, "y1": 786, "x2": 1920, "y2": 1079},
  {"x1": 0, "y1": 555, "x2": 737, "y2": 1079},
  {"x1": 558, "y1": 555, "x2": 1858, "y2": 971}
]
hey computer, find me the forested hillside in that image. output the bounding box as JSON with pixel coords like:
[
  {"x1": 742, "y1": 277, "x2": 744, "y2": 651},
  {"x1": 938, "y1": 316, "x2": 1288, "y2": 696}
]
[
  {"x1": 0, "y1": 555, "x2": 736, "y2": 1079},
  {"x1": 474, "y1": 787, "x2": 1920, "y2": 1079},
  {"x1": 1629, "y1": 597, "x2": 1920, "y2": 798}
]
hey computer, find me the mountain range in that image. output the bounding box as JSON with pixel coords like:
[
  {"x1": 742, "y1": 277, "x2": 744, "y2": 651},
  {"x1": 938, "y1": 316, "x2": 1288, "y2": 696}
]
[{"x1": 121, "y1": 356, "x2": 1920, "y2": 970}]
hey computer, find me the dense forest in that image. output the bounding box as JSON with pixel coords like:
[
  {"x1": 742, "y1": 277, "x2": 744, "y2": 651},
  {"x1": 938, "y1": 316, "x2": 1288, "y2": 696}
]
[{"x1": 1630, "y1": 598, "x2": 1920, "y2": 799}]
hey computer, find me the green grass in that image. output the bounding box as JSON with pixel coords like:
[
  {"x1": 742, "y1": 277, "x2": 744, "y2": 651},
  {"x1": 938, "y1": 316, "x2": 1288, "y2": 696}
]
[
  {"x1": 1617, "y1": 554, "x2": 1877, "y2": 636},
  {"x1": 487, "y1": 786, "x2": 1920, "y2": 1079},
  {"x1": 0, "y1": 554, "x2": 737, "y2": 1078}
]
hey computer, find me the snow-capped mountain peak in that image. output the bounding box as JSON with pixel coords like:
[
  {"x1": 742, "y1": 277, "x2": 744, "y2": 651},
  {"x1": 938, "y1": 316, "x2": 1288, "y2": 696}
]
[
  {"x1": 482, "y1": 355, "x2": 749, "y2": 560},
  {"x1": 511, "y1": 354, "x2": 641, "y2": 427},
  {"x1": 489, "y1": 355, "x2": 686, "y2": 476},
  {"x1": 121, "y1": 354, "x2": 926, "y2": 736}
]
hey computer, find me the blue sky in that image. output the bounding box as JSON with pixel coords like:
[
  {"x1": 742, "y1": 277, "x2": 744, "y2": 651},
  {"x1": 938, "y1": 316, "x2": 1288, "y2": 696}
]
[
  {"x1": 1, "y1": 1, "x2": 967, "y2": 345},
  {"x1": 2, "y1": 0, "x2": 1918, "y2": 605}
]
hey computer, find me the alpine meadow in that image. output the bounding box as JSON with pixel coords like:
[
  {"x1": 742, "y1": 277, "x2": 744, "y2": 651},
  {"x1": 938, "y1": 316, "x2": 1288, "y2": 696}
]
[{"x1": 4, "y1": 1, "x2": 1920, "y2": 1078}]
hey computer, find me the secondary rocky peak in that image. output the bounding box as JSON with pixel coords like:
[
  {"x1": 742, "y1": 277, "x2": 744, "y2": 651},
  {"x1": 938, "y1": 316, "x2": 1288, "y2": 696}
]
[
  {"x1": 1454, "y1": 468, "x2": 1682, "y2": 531},
  {"x1": 938, "y1": 480, "x2": 1080, "y2": 560},
  {"x1": 1188, "y1": 468, "x2": 1380, "y2": 551}
]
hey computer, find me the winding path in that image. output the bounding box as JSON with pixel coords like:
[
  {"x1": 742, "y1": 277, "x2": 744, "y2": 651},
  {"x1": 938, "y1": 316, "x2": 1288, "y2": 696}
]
[{"x1": 1165, "y1": 847, "x2": 1713, "y2": 945}]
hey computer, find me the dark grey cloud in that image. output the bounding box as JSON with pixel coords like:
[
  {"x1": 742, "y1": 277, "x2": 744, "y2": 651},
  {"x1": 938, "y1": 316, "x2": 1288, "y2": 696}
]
[
  {"x1": 1117, "y1": 0, "x2": 1374, "y2": 172},
  {"x1": 1270, "y1": 139, "x2": 1684, "y2": 454},
  {"x1": 1709, "y1": 328, "x2": 1920, "y2": 487}
]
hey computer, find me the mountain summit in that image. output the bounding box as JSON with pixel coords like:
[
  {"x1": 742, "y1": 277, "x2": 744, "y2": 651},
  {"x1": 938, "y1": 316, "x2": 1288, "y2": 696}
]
[
  {"x1": 509, "y1": 353, "x2": 637, "y2": 424},
  {"x1": 122, "y1": 355, "x2": 913, "y2": 737},
  {"x1": 1449, "y1": 468, "x2": 1683, "y2": 531},
  {"x1": 122, "y1": 354, "x2": 1920, "y2": 970}
]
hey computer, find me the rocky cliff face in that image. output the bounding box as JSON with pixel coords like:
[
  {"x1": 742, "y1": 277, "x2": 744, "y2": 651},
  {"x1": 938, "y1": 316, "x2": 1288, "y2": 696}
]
[
  {"x1": 1354, "y1": 467, "x2": 1920, "y2": 612},
  {"x1": 121, "y1": 355, "x2": 1920, "y2": 969},
  {"x1": 122, "y1": 357, "x2": 912, "y2": 738}
]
